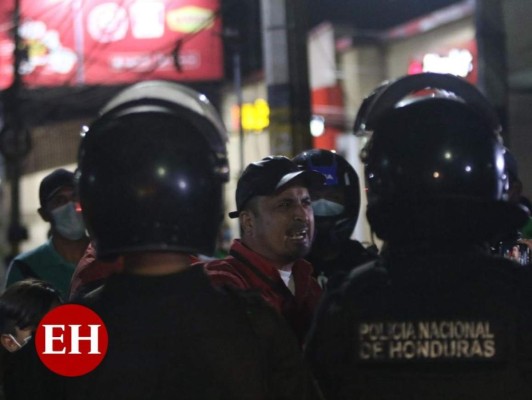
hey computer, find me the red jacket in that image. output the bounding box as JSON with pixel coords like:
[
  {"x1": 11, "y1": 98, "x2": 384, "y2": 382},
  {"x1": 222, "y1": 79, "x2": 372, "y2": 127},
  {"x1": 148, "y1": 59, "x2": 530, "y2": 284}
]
[
  {"x1": 204, "y1": 240, "x2": 322, "y2": 344},
  {"x1": 69, "y1": 242, "x2": 124, "y2": 300},
  {"x1": 69, "y1": 242, "x2": 198, "y2": 300}
]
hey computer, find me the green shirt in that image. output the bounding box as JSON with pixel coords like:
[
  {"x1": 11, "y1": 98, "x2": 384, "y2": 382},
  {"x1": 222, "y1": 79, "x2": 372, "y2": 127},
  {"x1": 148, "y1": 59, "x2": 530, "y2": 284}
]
[
  {"x1": 522, "y1": 218, "x2": 532, "y2": 239},
  {"x1": 5, "y1": 238, "x2": 77, "y2": 299}
]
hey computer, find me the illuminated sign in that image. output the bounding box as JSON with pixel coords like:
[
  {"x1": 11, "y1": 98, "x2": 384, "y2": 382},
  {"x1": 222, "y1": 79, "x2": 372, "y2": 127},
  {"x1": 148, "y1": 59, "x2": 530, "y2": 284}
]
[
  {"x1": 0, "y1": 0, "x2": 223, "y2": 89},
  {"x1": 422, "y1": 49, "x2": 473, "y2": 77},
  {"x1": 407, "y1": 40, "x2": 477, "y2": 84},
  {"x1": 232, "y1": 98, "x2": 270, "y2": 132}
]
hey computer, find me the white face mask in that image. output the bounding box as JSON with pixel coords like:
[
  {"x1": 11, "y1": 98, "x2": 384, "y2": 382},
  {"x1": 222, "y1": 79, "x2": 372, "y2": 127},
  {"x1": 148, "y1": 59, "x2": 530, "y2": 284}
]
[
  {"x1": 312, "y1": 198, "x2": 345, "y2": 217},
  {"x1": 51, "y1": 202, "x2": 86, "y2": 240}
]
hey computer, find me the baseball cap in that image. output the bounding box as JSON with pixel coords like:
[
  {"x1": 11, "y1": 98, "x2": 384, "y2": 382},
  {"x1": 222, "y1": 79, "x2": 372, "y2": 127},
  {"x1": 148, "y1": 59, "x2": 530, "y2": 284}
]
[
  {"x1": 39, "y1": 168, "x2": 75, "y2": 207},
  {"x1": 228, "y1": 156, "x2": 325, "y2": 219}
]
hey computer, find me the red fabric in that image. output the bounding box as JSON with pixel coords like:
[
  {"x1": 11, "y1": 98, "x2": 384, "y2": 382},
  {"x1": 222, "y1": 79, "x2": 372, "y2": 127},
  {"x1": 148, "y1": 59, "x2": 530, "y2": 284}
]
[
  {"x1": 204, "y1": 239, "x2": 322, "y2": 344},
  {"x1": 69, "y1": 242, "x2": 124, "y2": 299},
  {"x1": 69, "y1": 242, "x2": 200, "y2": 299}
]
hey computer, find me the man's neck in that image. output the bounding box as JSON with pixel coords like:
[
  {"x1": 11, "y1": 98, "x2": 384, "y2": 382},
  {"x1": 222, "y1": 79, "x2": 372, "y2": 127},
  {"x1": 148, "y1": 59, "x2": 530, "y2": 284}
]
[
  {"x1": 51, "y1": 234, "x2": 90, "y2": 264},
  {"x1": 238, "y1": 239, "x2": 298, "y2": 270},
  {"x1": 278, "y1": 262, "x2": 294, "y2": 272},
  {"x1": 123, "y1": 252, "x2": 191, "y2": 276}
]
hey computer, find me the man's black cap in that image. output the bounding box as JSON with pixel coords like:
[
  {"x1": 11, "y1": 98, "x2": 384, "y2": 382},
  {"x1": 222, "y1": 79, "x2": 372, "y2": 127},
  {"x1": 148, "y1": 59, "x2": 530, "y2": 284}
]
[
  {"x1": 228, "y1": 156, "x2": 325, "y2": 219},
  {"x1": 39, "y1": 168, "x2": 75, "y2": 207}
]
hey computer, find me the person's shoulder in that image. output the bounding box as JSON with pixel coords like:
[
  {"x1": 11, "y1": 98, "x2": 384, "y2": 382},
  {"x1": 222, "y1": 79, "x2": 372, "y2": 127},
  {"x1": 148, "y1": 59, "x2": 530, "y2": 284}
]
[
  {"x1": 342, "y1": 239, "x2": 379, "y2": 262},
  {"x1": 12, "y1": 241, "x2": 51, "y2": 262},
  {"x1": 201, "y1": 257, "x2": 236, "y2": 276},
  {"x1": 70, "y1": 284, "x2": 105, "y2": 307},
  {"x1": 475, "y1": 252, "x2": 532, "y2": 282},
  {"x1": 5, "y1": 243, "x2": 54, "y2": 284},
  {"x1": 333, "y1": 258, "x2": 389, "y2": 299},
  {"x1": 201, "y1": 258, "x2": 250, "y2": 289}
]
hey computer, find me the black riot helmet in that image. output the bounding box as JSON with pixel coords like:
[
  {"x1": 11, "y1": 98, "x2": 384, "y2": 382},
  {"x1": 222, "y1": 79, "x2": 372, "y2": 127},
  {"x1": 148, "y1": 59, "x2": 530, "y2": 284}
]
[
  {"x1": 354, "y1": 72, "x2": 528, "y2": 243},
  {"x1": 293, "y1": 149, "x2": 360, "y2": 246},
  {"x1": 77, "y1": 80, "x2": 229, "y2": 259}
]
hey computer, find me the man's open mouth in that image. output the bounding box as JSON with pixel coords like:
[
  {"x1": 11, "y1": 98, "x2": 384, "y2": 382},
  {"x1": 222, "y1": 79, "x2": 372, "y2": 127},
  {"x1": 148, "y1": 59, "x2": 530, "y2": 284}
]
[{"x1": 287, "y1": 227, "x2": 308, "y2": 240}]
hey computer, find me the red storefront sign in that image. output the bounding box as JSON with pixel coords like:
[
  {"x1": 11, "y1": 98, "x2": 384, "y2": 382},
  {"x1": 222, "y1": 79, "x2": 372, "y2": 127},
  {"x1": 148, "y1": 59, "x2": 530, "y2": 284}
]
[
  {"x1": 0, "y1": 0, "x2": 222, "y2": 89},
  {"x1": 407, "y1": 39, "x2": 477, "y2": 84}
]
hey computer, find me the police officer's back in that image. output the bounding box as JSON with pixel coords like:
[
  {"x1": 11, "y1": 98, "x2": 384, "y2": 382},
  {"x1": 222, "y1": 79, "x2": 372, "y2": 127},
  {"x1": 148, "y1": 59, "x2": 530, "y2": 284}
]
[{"x1": 305, "y1": 73, "x2": 532, "y2": 400}]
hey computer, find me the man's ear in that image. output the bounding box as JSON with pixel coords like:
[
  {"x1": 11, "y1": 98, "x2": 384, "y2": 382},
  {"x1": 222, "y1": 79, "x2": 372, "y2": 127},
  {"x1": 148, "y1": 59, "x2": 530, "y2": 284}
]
[
  {"x1": 1, "y1": 334, "x2": 19, "y2": 353},
  {"x1": 239, "y1": 211, "x2": 254, "y2": 237}
]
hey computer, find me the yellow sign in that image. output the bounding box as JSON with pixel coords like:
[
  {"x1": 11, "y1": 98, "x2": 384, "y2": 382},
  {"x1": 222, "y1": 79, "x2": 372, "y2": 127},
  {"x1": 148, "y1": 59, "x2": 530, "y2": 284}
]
[
  {"x1": 166, "y1": 6, "x2": 214, "y2": 33},
  {"x1": 237, "y1": 99, "x2": 270, "y2": 132}
]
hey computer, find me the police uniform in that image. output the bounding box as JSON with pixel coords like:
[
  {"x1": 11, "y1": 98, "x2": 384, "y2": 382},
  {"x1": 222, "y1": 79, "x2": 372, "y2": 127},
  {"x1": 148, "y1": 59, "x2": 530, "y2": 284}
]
[
  {"x1": 305, "y1": 73, "x2": 532, "y2": 399},
  {"x1": 306, "y1": 246, "x2": 532, "y2": 399},
  {"x1": 70, "y1": 265, "x2": 319, "y2": 400},
  {"x1": 306, "y1": 238, "x2": 376, "y2": 289}
]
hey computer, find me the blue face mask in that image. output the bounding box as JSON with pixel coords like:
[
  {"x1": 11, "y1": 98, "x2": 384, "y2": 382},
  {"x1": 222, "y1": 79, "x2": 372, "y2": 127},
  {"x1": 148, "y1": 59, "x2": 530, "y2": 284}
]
[
  {"x1": 51, "y1": 202, "x2": 86, "y2": 240},
  {"x1": 312, "y1": 199, "x2": 345, "y2": 217}
]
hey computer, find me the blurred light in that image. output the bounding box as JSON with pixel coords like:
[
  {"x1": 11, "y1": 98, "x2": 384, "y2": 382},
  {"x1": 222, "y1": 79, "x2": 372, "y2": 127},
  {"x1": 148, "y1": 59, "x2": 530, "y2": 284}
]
[
  {"x1": 240, "y1": 98, "x2": 269, "y2": 132},
  {"x1": 465, "y1": 165, "x2": 472, "y2": 172},
  {"x1": 433, "y1": 171, "x2": 440, "y2": 178},
  {"x1": 444, "y1": 151, "x2": 452, "y2": 160},
  {"x1": 496, "y1": 153, "x2": 505, "y2": 171},
  {"x1": 422, "y1": 49, "x2": 473, "y2": 77},
  {"x1": 310, "y1": 115, "x2": 325, "y2": 137},
  {"x1": 80, "y1": 125, "x2": 89, "y2": 138},
  {"x1": 157, "y1": 167, "x2": 167, "y2": 177},
  {"x1": 178, "y1": 179, "x2": 188, "y2": 190}
]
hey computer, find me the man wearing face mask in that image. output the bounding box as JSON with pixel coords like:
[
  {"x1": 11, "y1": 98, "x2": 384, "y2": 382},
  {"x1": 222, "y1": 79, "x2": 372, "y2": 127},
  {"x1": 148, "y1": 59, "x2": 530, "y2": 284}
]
[
  {"x1": 4, "y1": 168, "x2": 89, "y2": 299},
  {"x1": 293, "y1": 149, "x2": 377, "y2": 290}
]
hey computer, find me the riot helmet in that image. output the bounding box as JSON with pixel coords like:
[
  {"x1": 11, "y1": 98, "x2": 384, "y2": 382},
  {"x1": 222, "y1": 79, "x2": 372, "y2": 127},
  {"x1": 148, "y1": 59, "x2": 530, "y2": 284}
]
[
  {"x1": 77, "y1": 80, "x2": 229, "y2": 259},
  {"x1": 354, "y1": 72, "x2": 527, "y2": 243},
  {"x1": 293, "y1": 149, "x2": 360, "y2": 246}
]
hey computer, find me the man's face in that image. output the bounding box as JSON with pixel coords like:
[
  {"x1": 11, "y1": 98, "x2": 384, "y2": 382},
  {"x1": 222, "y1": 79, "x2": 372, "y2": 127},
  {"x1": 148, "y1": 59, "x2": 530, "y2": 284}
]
[
  {"x1": 45, "y1": 186, "x2": 76, "y2": 213},
  {"x1": 39, "y1": 186, "x2": 77, "y2": 225},
  {"x1": 311, "y1": 185, "x2": 346, "y2": 205},
  {"x1": 241, "y1": 184, "x2": 314, "y2": 266},
  {"x1": 1, "y1": 326, "x2": 32, "y2": 353}
]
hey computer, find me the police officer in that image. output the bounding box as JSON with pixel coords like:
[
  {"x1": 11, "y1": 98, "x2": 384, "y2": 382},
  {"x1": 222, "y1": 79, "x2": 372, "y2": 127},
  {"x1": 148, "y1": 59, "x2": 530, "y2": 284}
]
[
  {"x1": 305, "y1": 73, "x2": 532, "y2": 400},
  {"x1": 293, "y1": 149, "x2": 377, "y2": 289},
  {"x1": 69, "y1": 81, "x2": 320, "y2": 400}
]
